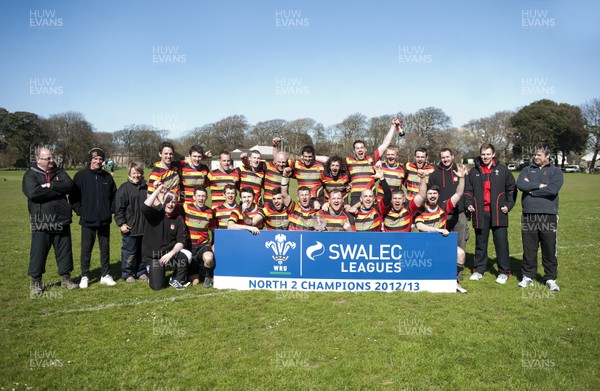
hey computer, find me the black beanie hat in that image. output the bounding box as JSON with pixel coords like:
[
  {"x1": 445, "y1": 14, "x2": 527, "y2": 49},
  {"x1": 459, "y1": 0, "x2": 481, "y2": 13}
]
[{"x1": 88, "y1": 148, "x2": 106, "y2": 162}]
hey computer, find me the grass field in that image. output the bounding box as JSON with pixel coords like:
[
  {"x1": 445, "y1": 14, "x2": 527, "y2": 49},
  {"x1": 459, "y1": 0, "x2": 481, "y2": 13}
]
[{"x1": 0, "y1": 168, "x2": 599, "y2": 390}]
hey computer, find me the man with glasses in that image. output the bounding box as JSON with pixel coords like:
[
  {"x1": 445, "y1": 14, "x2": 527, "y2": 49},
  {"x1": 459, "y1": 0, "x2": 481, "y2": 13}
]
[{"x1": 23, "y1": 147, "x2": 78, "y2": 296}]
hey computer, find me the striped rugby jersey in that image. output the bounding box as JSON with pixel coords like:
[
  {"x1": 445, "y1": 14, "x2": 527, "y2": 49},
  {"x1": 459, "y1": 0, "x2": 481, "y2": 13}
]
[
  {"x1": 292, "y1": 160, "x2": 324, "y2": 199},
  {"x1": 147, "y1": 162, "x2": 181, "y2": 196},
  {"x1": 353, "y1": 201, "x2": 386, "y2": 232},
  {"x1": 213, "y1": 203, "x2": 238, "y2": 229},
  {"x1": 404, "y1": 162, "x2": 434, "y2": 201},
  {"x1": 414, "y1": 199, "x2": 455, "y2": 229},
  {"x1": 207, "y1": 169, "x2": 239, "y2": 209},
  {"x1": 287, "y1": 202, "x2": 318, "y2": 231},
  {"x1": 319, "y1": 171, "x2": 349, "y2": 201},
  {"x1": 259, "y1": 201, "x2": 291, "y2": 230},
  {"x1": 237, "y1": 164, "x2": 265, "y2": 205},
  {"x1": 229, "y1": 204, "x2": 263, "y2": 229},
  {"x1": 377, "y1": 163, "x2": 405, "y2": 201},
  {"x1": 318, "y1": 209, "x2": 355, "y2": 232},
  {"x1": 263, "y1": 161, "x2": 291, "y2": 204},
  {"x1": 180, "y1": 161, "x2": 209, "y2": 204},
  {"x1": 383, "y1": 199, "x2": 419, "y2": 232},
  {"x1": 346, "y1": 151, "x2": 381, "y2": 199},
  {"x1": 183, "y1": 202, "x2": 215, "y2": 247}
]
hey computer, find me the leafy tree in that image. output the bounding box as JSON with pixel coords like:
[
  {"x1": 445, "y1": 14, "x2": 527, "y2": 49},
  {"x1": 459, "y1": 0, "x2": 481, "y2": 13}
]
[
  {"x1": 554, "y1": 103, "x2": 587, "y2": 166},
  {"x1": 511, "y1": 99, "x2": 587, "y2": 165},
  {"x1": 0, "y1": 110, "x2": 48, "y2": 167}
]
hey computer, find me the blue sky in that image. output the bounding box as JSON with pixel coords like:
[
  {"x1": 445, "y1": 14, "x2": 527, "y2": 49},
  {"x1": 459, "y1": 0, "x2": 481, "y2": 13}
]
[{"x1": 1, "y1": 0, "x2": 598, "y2": 138}]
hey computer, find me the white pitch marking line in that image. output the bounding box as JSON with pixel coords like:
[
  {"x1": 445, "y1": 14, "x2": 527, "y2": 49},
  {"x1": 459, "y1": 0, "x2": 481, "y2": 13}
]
[{"x1": 48, "y1": 290, "x2": 232, "y2": 315}]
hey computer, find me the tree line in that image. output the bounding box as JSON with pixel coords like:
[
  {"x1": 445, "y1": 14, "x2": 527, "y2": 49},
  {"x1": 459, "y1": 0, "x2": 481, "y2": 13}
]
[{"x1": 1, "y1": 98, "x2": 598, "y2": 169}]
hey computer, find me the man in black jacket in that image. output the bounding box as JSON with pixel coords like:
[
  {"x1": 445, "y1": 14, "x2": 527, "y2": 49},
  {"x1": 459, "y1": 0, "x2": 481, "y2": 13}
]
[
  {"x1": 429, "y1": 148, "x2": 469, "y2": 252},
  {"x1": 23, "y1": 147, "x2": 78, "y2": 296},
  {"x1": 115, "y1": 162, "x2": 148, "y2": 283},
  {"x1": 516, "y1": 143, "x2": 563, "y2": 291},
  {"x1": 464, "y1": 143, "x2": 516, "y2": 285},
  {"x1": 70, "y1": 148, "x2": 117, "y2": 288}
]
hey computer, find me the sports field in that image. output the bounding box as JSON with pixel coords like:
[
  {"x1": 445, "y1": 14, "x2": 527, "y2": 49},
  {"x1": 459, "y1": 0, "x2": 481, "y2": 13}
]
[{"x1": 1, "y1": 169, "x2": 599, "y2": 390}]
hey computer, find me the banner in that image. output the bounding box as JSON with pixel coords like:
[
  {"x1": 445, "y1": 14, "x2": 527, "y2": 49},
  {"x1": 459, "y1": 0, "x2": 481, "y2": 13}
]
[{"x1": 213, "y1": 230, "x2": 458, "y2": 293}]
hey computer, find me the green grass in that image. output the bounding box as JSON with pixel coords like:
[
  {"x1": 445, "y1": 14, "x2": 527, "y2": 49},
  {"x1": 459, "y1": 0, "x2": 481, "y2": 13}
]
[{"x1": 0, "y1": 169, "x2": 599, "y2": 390}]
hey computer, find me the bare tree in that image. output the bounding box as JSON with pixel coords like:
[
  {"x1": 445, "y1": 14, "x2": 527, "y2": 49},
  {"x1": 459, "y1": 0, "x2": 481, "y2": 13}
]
[
  {"x1": 45, "y1": 111, "x2": 95, "y2": 168},
  {"x1": 249, "y1": 119, "x2": 288, "y2": 147},
  {"x1": 581, "y1": 98, "x2": 600, "y2": 171},
  {"x1": 463, "y1": 111, "x2": 516, "y2": 162},
  {"x1": 114, "y1": 125, "x2": 139, "y2": 165},
  {"x1": 282, "y1": 118, "x2": 316, "y2": 154},
  {"x1": 334, "y1": 113, "x2": 368, "y2": 153}
]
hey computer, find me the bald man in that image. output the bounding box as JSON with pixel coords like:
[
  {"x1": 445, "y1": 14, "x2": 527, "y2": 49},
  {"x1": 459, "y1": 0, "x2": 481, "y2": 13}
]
[{"x1": 23, "y1": 147, "x2": 77, "y2": 296}]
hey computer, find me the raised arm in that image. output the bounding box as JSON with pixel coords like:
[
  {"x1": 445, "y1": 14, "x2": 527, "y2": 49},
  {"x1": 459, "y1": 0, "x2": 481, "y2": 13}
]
[
  {"x1": 145, "y1": 182, "x2": 164, "y2": 207},
  {"x1": 281, "y1": 167, "x2": 293, "y2": 206},
  {"x1": 376, "y1": 117, "x2": 405, "y2": 157},
  {"x1": 412, "y1": 169, "x2": 429, "y2": 209},
  {"x1": 450, "y1": 164, "x2": 466, "y2": 207}
]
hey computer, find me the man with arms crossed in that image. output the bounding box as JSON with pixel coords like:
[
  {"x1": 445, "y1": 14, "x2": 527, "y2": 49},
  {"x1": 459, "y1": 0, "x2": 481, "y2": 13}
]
[
  {"x1": 23, "y1": 147, "x2": 78, "y2": 295},
  {"x1": 516, "y1": 143, "x2": 563, "y2": 291}
]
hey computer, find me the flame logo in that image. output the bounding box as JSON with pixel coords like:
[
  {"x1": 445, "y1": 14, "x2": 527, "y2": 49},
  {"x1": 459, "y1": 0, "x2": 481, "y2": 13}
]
[{"x1": 306, "y1": 241, "x2": 325, "y2": 261}]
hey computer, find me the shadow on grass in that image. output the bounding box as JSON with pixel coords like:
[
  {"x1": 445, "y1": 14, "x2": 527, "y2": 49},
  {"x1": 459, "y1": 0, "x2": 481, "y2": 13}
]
[{"x1": 464, "y1": 253, "x2": 524, "y2": 279}]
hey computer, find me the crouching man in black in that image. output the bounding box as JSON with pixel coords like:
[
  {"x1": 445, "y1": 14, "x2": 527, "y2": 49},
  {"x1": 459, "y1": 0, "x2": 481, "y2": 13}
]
[{"x1": 142, "y1": 182, "x2": 191, "y2": 290}]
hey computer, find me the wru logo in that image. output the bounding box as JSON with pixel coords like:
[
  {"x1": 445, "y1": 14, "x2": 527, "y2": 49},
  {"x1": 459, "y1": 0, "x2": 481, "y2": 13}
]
[{"x1": 265, "y1": 234, "x2": 296, "y2": 265}]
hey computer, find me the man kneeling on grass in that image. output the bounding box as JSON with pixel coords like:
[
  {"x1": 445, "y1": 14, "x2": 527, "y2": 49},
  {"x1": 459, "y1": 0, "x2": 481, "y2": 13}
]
[
  {"x1": 142, "y1": 182, "x2": 190, "y2": 290},
  {"x1": 415, "y1": 164, "x2": 468, "y2": 293}
]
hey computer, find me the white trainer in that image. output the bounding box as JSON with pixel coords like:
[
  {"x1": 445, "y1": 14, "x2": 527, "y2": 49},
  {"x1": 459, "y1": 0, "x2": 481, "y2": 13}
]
[
  {"x1": 518, "y1": 276, "x2": 534, "y2": 288},
  {"x1": 470, "y1": 272, "x2": 483, "y2": 281},
  {"x1": 495, "y1": 274, "x2": 509, "y2": 285},
  {"x1": 546, "y1": 280, "x2": 560, "y2": 291},
  {"x1": 100, "y1": 275, "x2": 117, "y2": 286},
  {"x1": 79, "y1": 276, "x2": 89, "y2": 289}
]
